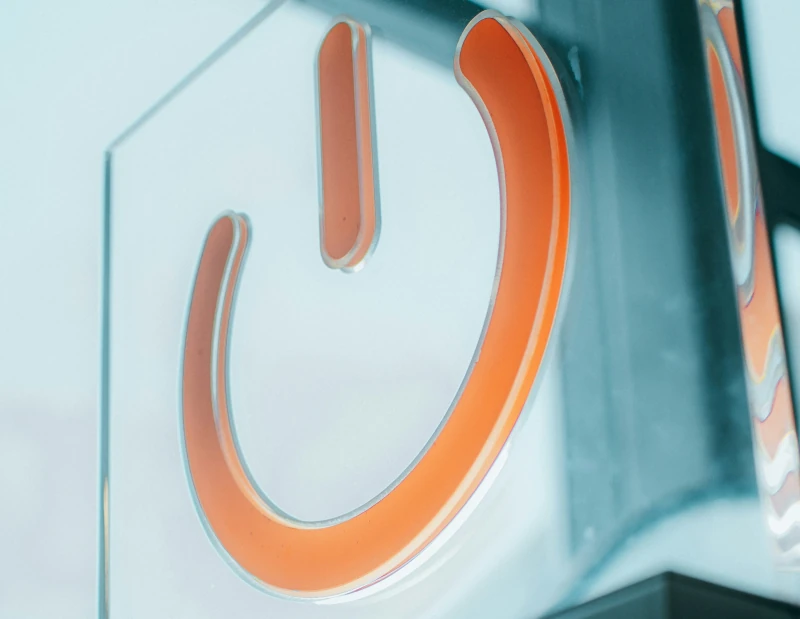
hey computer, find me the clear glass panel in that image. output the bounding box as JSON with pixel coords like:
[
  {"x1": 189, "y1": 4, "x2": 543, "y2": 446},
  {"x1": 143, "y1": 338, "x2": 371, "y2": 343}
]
[
  {"x1": 110, "y1": 9, "x2": 500, "y2": 527},
  {"x1": 104, "y1": 0, "x2": 800, "y2": 616}
]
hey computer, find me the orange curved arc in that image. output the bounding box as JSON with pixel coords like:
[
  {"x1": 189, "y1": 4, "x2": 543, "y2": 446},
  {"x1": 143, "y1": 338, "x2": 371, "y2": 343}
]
[
  {"x1": 707, "y1": 43, "x2": 740, "y2": 223},
  {"x1": 739, "y1": 210, "x2": 783, "y2": 378},
  {"x1": 181, "y1": 12, "x2": 570, "y2": 596}
]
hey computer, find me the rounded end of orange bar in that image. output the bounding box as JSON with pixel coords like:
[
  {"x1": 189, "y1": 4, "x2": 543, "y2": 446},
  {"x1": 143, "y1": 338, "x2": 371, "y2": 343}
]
[{"x1": 317, "y1": 18, "x2": 379, "y2": 272}]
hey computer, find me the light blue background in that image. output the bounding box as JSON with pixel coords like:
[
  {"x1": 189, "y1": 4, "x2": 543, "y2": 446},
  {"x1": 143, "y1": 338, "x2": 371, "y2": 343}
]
[{"x1": 0, "y1": 0, "x2": 797, "y2": 616}]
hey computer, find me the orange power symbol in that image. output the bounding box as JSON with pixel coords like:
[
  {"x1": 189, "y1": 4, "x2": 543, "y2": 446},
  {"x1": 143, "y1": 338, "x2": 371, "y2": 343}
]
[{"x1": 180, "y1": 10, "x2": 572, "y2": 598}]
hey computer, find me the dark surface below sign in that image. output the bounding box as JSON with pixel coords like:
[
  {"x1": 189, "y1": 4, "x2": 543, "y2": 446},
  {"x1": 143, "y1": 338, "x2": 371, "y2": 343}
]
[{"x1": 544, "y1": 572, "x2": 800, "y2": 619}]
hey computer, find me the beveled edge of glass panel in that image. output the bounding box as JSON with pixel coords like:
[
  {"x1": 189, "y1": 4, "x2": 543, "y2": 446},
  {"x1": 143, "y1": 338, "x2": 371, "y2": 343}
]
[{"x1": 98, "y1": 5, "x2": 292, "y2": 616}]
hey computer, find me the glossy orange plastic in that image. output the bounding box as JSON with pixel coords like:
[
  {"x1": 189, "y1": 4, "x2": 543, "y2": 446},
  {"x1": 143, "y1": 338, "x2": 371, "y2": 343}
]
[{"x1": 181, "y1": 12, "x2": 570, "y2": 596}]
